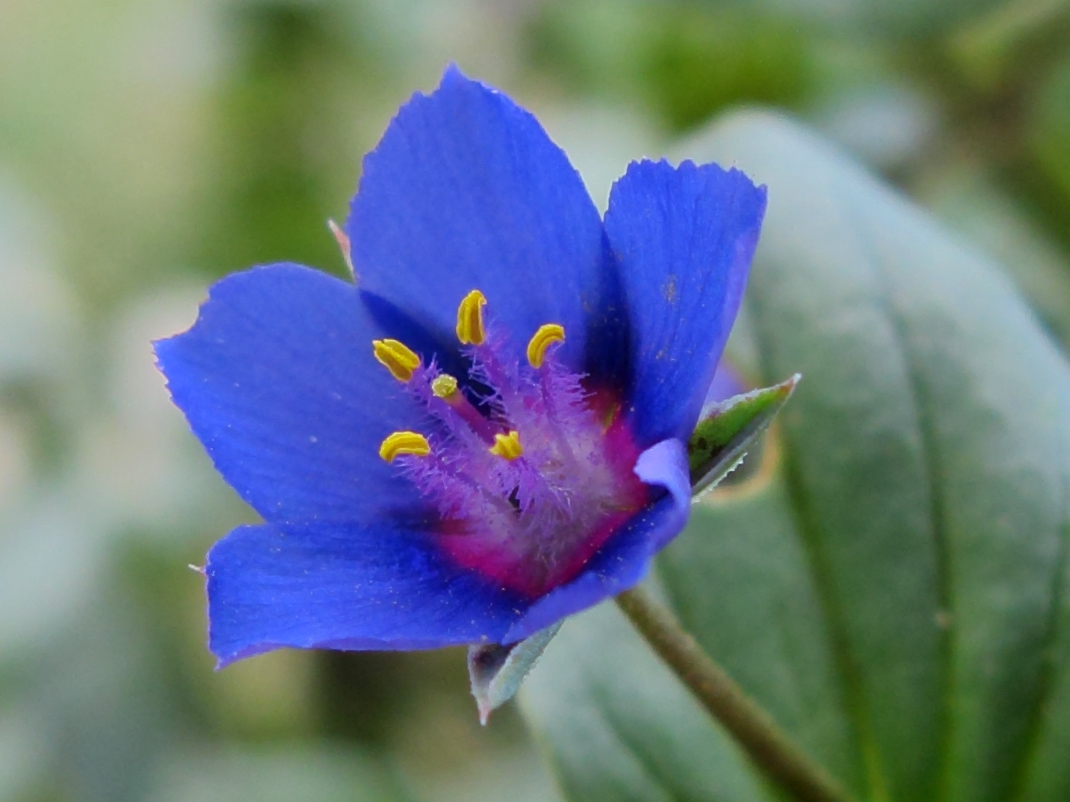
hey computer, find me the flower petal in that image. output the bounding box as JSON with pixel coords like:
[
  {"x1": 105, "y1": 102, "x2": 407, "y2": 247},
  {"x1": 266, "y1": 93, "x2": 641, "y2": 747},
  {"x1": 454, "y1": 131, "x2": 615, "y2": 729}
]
[
  {"x1": 631, "y1": 437, "x2": 693, "y2": 550},
  {"x1": 347, "y1": 66, "x2": 617, "y2": 372},
  {"x1": 154, "y1": 263, "x2": 429, "y2": 526},
  {"x1": 207, "y1": 522, "x2": 525, "y2": 666},
  {"x1": 605, "y1": 159, "x2": 767, "y2": 446},
  {"x1": 503, "y1": 438, "x2": 691, "y2": 642}
]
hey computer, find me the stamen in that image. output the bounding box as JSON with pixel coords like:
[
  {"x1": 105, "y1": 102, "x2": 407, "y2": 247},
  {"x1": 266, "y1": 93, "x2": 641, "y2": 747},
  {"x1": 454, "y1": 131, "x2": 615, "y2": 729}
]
[
  {"x1": 526, "y1": 323, "x2": 566, "y2": 368},
  {"x1": 379, "y1": 431, "x2": 431, "y2": 462},
  {"x1": 431, "y1": 374, "x2": 459, "y2": 399},
  {"x1": 456, "y1": 289, "x2": 487, "y2": 345},
  {"x1": 373, "y1": 339, "x2": 420, "y2": 382},
  {"x1": 489, "y1": 430, "x2": 523, "y2": 460},
  {"x1": 376, "y1": 311, "x2": 648, "y2": 597},
  {"x1": 429, "y1": 372, "x2": 498, "y2": 442}
]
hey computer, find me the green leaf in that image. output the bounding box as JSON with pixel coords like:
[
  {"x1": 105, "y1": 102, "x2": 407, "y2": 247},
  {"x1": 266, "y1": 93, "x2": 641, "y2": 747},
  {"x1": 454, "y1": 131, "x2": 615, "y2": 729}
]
[
  {"x1": 689, "y1": 375, "x2": 800, "y2": 497},
  {"x1": 476, "y1": 379, "x2": 799, "y2": 726},
  {"x1": 1026, "y1": 54, "x2": 1070, "y2": 234},
  {"x1": 144, "y1": 747, "x2": 408, "y2": 802},
  {"x1": 521, "y1": 600, "x2": 776, "y2": 802},
  {"x1": 522, "y1": 111, "x2": 1070, "y2": 802},
  {"x1": 696, "y1": 0, "x2": 1002, "y2": 38},
  {"x1": 922, "y1": 165, "x2": 1070, "y2": 349}
]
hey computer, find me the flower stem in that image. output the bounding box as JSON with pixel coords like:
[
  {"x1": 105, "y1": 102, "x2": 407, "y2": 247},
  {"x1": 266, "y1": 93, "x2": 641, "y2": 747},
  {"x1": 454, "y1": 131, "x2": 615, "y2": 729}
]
[{"x1": 615, "y1": 586, "x2": 855, "y2": 802}]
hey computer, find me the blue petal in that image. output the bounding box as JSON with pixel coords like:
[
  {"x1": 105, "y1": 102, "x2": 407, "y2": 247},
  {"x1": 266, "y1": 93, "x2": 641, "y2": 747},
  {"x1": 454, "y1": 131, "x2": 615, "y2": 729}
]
[
  {"x1": 155, "y1": 263, "x2": 430, "y2": 526},
  {"x1": 503, "y1": 438, "x2": 691, "y2": 642},
  {"x1": 605, "y1": 160, "x2": 767, "y2": 446},
  {"x1": 346, "y1": 66, "x2": 618, "y2": 372},
  {"x1": 207, "y1": 522, "x2": 525, "y2": 666}
]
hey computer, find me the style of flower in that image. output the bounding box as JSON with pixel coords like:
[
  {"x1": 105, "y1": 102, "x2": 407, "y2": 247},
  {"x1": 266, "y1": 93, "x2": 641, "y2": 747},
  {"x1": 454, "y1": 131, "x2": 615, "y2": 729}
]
[{"x1": 155, "y1": 67, "x2": 766, "y2": 667}]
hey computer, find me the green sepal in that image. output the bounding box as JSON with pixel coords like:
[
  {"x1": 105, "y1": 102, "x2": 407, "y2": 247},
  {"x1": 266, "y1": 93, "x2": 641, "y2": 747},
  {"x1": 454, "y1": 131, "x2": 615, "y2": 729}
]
[
  {"x1": 468, "y1": 622, "x2": 563, "y2": 725},
  {"x1": 687, "y1": 374, "x2": 800, "y2": 497}
]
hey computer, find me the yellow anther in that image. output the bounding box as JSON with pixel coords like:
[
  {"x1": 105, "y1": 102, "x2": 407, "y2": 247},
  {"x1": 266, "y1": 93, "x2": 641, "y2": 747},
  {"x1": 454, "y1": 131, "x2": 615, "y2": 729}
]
[
  {"x1": 489, "y1": 430, "x2": 523, "y2": 461},
  {"x1": 379, "y1": 431, "x2": 431, "y2": 463},
  {"x1": 456, "y1": 289, "x2": 487, "y2": 345},
  {"x1": 372, "y1": 339, "x2": 420, "y2": 382},
  {"x1": 526, "y1": 323, "x2": 566, "y2": 368},
  {"x1": 431, "y1": 373, "x2": 459, "y2": 399}
]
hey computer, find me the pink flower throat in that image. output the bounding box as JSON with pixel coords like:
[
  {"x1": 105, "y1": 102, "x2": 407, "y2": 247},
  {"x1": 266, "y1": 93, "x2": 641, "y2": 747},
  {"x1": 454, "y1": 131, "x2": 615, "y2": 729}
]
[{"x1": 376, "y1": 290, "x2": 648, "y2": 598}]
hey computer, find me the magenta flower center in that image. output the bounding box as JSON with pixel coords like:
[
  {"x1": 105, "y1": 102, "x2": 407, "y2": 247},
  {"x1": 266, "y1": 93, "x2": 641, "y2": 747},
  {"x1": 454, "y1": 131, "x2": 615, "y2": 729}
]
[{"x1": 377, "y1": 290, "x2": 648, "y2": 597}]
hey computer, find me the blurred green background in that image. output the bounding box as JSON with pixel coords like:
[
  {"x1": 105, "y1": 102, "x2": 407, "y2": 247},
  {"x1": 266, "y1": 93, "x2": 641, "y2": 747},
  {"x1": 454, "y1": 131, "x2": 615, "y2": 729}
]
[{"x1": 1, "y1": 0, "x2": 1069, "y2": 800}]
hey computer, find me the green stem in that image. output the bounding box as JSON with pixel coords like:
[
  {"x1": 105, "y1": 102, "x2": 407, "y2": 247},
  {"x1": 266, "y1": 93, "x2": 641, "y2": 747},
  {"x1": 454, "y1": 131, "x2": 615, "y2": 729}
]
[{"x1": 616, "y1": 586, "x2": 855, "y2": 802}]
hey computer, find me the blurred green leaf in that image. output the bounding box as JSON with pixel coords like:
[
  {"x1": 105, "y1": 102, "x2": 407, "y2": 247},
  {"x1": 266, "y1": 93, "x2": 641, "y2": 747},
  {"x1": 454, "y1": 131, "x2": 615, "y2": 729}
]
[
  {"x1": 0, "y1": 493, "x2": 109, "y2": 665},
  {"x1": 702, "y1": 0, "x2": 1004, "y2": 38},
  {"x1": 922, "y1": 164, "x2": 1070, "y2": 348},
  {"x1": 1026, "y1": 53, "x2": 1070, "y2": 242},
  {"x1": 527, "y1": 0, "x2": 813, "y2": 131},
  {"x1": 144, "y1": 747, "x2": 409, "y2": 802},
  {"x1": 638, "y1": 3, "x2": 813, "y2": 131},
  {"x1": 948, "y1": 0, "x2": 1070, "y2": 91},
  {"x1": 0, "y1": 181, "x2": 79, "y2": 388},
  {"x1": 0, "y1": 709, "x2": 51, "y2": 802},
  {"x1": 522, "y1": 111, "x2": 1070, "y2": 802},
  {"x1": 810, "y1": 83, "x2": 938, "y2": 172},
  {"x1": 526, "y1": 0, "x2": 650, "y2": 97},
  {"x1": 200, "y1": 1, "x2": 372, "y2": 282}
]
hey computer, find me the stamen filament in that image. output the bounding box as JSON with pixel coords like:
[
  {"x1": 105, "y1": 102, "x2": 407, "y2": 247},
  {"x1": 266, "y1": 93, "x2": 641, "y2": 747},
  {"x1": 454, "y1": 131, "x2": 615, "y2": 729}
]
[
  {"x1": 432, "y1": 373, "x2": 498, "y2": 441},
  {"x1": 374, "y1": 298, "x2": 648, "y2": 598},
  {"x1": 426, "y1": 451, "x2": 520, "y2": 517},
  {"x1": 526, "y1": 321, "x2": 577, "y2": 466},
  {"x1": 539, "y1": 380, "x2": 581, "y2": 473}
]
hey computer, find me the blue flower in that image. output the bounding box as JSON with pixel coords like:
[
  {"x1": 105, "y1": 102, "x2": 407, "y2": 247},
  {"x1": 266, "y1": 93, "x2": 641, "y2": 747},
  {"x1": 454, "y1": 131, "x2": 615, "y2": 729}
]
[{"x1": 155, "y1": 67, "x2": 766, "y2": 667}]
